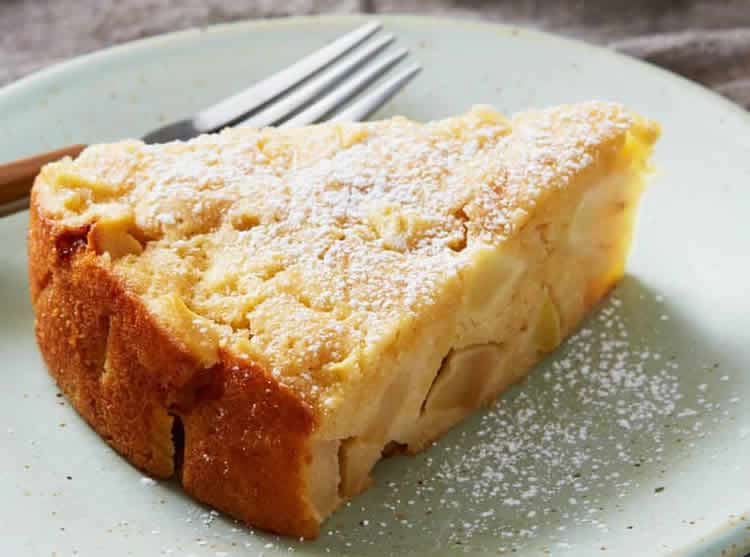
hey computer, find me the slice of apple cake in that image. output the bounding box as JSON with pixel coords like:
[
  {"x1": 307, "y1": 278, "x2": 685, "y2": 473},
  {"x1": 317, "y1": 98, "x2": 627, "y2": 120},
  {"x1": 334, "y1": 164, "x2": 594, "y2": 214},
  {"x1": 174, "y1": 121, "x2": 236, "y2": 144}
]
[{"x1": 29, "y1": 102, "x2": 659, "y2": 538}]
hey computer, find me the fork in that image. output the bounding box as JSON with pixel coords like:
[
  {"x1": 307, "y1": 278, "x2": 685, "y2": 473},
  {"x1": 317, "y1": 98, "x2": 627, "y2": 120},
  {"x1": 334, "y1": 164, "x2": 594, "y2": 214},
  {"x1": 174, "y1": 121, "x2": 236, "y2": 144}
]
[{"x1": 0, "y1": 22, "x2": 420, "y2": 217}]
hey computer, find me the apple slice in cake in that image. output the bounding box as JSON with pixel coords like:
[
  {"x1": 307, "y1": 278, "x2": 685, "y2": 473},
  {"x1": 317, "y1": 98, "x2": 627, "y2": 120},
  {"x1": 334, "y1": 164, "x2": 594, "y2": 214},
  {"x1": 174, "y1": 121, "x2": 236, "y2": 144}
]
[{"x1": 29, "y1": 101, "x2": 659, "y2": 538}]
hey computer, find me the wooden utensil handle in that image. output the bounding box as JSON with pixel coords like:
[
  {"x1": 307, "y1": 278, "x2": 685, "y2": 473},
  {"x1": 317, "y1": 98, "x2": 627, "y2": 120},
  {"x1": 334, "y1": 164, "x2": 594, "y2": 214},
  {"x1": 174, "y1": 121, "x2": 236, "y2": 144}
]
[{"x1": 0, "y1": 144, "x2": 87, "y2": 206}]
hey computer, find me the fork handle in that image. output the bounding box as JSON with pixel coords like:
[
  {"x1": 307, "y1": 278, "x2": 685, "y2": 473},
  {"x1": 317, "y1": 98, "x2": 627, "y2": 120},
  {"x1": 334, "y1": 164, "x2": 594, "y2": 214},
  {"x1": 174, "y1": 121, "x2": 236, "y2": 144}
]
[{"x1": 0, "y1": 144, "x2": 87, "y2": 206}]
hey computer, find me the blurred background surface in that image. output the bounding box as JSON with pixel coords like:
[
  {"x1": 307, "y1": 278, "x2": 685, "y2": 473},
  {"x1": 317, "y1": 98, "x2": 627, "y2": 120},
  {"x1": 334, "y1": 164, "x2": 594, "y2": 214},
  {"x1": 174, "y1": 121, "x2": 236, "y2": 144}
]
[{"x1": 1, "y1": 0, "x2": 749, "y2": 108}]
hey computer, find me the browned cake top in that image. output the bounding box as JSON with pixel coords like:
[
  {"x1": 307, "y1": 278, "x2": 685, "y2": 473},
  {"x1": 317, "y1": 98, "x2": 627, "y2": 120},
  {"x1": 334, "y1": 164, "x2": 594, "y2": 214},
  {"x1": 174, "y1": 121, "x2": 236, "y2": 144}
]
[{"x1": 34, "y1": 102, "x2": 656, "y2": 411}]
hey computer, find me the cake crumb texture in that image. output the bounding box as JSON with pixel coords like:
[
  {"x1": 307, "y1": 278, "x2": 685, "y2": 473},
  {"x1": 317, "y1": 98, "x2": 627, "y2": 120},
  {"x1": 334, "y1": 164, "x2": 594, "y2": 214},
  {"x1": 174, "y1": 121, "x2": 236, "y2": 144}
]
[{"x1": 34, "y1": 102, "x2": 657, "y2": 411}]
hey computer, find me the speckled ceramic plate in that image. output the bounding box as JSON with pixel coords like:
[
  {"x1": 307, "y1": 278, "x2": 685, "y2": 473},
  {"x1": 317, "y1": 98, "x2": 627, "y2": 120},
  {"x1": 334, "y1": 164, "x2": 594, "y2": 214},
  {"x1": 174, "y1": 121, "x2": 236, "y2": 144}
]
[{"x1": 1, "y1": 14, "x2": 749, "y2": 557}]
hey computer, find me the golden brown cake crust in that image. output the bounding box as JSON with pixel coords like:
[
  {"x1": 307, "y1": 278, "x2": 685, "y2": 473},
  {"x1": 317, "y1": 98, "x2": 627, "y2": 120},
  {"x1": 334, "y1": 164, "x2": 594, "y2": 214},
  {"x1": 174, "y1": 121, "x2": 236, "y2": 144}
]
[{"x1": 28, "y1": 195, "x2": 320, "y2": 538}]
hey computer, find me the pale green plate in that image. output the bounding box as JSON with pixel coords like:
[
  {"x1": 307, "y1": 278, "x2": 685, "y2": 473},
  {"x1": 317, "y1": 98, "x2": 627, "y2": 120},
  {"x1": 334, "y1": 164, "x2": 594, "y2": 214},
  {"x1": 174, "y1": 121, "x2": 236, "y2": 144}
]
[{"x1": 1, "y1": 15, "x2": 749, "y2": 557}]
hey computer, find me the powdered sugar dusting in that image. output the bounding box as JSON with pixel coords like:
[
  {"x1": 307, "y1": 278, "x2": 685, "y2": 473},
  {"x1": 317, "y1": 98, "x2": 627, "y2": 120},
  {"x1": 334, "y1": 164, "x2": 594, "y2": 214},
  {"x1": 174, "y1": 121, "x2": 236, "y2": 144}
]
[
  {"x1": 299, "y1": 289, "x2": 737, "y2": 554},
  {"x1": 139, "y1": 288, "x2": 741, "y2": 555},
  {"x1": 45, "y1": 102, "x2": 640, "y2": 404}
]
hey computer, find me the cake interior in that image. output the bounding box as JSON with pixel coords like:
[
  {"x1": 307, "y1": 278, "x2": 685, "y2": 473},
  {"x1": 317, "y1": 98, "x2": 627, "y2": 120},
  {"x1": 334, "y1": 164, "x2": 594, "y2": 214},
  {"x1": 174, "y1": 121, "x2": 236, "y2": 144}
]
[{"x1": 306, "y1": 152, "x2": 650, "y2": 517}]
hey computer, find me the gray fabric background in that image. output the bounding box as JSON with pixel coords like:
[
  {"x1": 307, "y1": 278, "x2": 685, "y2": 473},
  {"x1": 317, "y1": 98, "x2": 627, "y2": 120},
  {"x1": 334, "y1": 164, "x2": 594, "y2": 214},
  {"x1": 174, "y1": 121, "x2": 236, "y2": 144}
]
[{"x1": 2, "y1": 0, "x2": 750, "y2": 109}]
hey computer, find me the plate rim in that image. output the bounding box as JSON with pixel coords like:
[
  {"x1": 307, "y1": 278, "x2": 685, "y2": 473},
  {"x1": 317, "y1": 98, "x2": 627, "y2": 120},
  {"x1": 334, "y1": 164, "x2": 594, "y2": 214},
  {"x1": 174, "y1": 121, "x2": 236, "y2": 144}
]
[{"x1": 1, "y1": 13, "x2": 749, "y2": 133}]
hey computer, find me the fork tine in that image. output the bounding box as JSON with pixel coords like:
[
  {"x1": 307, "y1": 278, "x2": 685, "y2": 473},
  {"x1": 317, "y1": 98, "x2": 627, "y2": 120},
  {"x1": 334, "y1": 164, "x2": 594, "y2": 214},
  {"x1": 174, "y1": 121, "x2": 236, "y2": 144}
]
[
  {"x1": 330, "y1": 64, "x2": 421, "y2": 124},
  {"x1": 239, "y1": 33, "x2": 395, "y2": 129},
  {"x1": 193, "y1": 21, "x2": 381, "y2": 132},
  {"x1": 280, "y1": 48, "x2": 409, "y2": 128}
]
